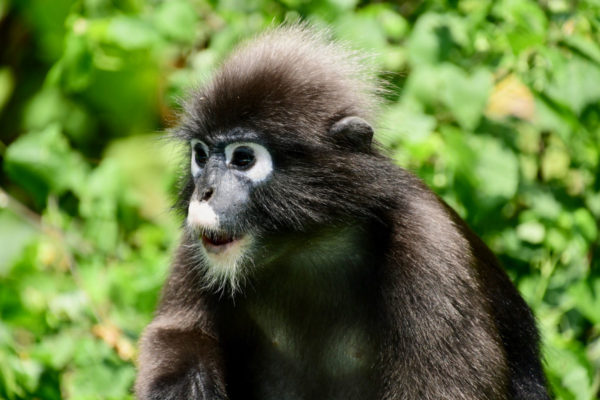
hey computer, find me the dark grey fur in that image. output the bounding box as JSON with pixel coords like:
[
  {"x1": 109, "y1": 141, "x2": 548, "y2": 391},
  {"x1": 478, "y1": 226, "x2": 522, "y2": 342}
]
[{"x1": 135, "y1": 25, "x2": 549, "y2": 400}]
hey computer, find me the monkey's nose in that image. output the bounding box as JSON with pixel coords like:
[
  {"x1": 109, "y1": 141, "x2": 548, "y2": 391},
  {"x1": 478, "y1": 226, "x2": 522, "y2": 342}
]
[{"x1": 201, "y1": 188, "x2": 214, "y2": 201}]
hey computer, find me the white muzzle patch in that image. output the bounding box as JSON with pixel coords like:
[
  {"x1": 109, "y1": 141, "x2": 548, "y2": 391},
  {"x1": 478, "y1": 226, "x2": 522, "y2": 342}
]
[{"x1": 187, "y1": 200, "x2": 219, "y2": 229}]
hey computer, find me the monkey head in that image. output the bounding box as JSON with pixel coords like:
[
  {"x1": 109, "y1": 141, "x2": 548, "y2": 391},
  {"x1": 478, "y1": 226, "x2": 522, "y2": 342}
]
[{"x1": 175, "y1": 26, "x2": 393, "y2": 294}]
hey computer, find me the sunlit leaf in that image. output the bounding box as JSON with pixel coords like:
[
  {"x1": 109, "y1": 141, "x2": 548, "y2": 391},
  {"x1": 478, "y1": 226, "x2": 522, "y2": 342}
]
[
  {"x1": 561, "y1": 34, "x2": 600, "y2": 65},
  {"x1": 153, "y1": 0, "x2": 198, "y2": 43},
  {"x1": 471, "y1": 136, "x2": 519, "y2": 199},
  {"x1": 486, "y1": 74, "x2": 535, "y2": 121},
  {"x1": 492, "y1": 0, "x2": 547, "y2": 54},
  {"x1": 545, "y1": 56, "x2": 600, "y2": 114},
  {"x1": 378, "y1": 103, "x2": 436, "y2": 146},
  {"x1": 106, "y1": 16, "x2": 161, "y2": 50},
  {"x1": 541, "y1": 146, "x2": 570, "y2": 181},
  {"x1": 573, "y1": 208, "x2": 598, "y2": 242},
  {"x1": 334, "y1": 13, "x2": 387, "y2": 57},
  {"x1": 32, "y1": 332, "x2": 77, "y2": 369},
  {"x1": 545, "y1": 340, "x2": 596, "y2": 400},
  {"x1": 517, "y1": 221, "x2": 546, "y2": 244}
]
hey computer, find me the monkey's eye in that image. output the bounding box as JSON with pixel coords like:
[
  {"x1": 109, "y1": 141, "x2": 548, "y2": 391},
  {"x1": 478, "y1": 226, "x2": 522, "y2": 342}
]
[
  {"x1": 224, "y1": 142, "x2": 272, "y2": 182},
  {"x1": 230, "y1": 146, "x2": 256, "y2": 169},
  {"x1": 190, "y1": 139, "x2": 209, "y2": 177},
  {"x1": 194, "y1": 145, "x2": 209, "y2": 166}
]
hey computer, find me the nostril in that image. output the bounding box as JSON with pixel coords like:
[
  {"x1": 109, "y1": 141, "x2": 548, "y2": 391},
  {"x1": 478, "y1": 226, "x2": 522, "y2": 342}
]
[{"x1": 201, "y1": 188, "x2": 214, "y2": 201}]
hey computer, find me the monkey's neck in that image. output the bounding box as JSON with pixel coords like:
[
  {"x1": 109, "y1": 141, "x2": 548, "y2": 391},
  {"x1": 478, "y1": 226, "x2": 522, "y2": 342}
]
[
  {"x1": 223, "y1": 220, "x2": 384, "y2": 312},
  {"x1": 263, "y1": 221, "x2": 381, "y2": 275}
]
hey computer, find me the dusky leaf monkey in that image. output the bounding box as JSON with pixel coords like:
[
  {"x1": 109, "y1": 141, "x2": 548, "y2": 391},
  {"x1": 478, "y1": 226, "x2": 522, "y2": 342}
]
[{"x1": 135, "y1": 25, "x2": 549, "y2": 400}]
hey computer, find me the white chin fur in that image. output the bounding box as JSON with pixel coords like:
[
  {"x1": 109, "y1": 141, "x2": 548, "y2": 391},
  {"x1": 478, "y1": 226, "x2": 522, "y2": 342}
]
[
  {"x1": 198, "y1": 235, "x2": 253, "y2": 295},
  {"x1": 187, "y1": 200, "x2": 219, "y2": 229},
  {"x1": 187, "y1": 200, "x2": 252, "y2": 295}
]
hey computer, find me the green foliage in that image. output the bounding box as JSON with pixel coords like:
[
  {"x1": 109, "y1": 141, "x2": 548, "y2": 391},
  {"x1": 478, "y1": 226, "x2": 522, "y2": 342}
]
[{"x1": 0, "y1": 0, "x2": 599, "y2": 398}]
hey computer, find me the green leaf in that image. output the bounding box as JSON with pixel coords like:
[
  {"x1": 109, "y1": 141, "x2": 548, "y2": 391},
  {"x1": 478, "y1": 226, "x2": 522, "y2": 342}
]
[
  {"x1": 66, "y1": 362, "x2": 136, "y2": 399},
  {"x1": 561, "y1": 34, "x2": 600, "y2": 65},
  {"x1": 328, "y1": 0, "x2": 359, "y2": 11},
  {"x1": 14, "y1": 0, "x2": 73, "y2": 61},
  {"x1": 334, "y1": 13, "x2": 388, "y2": 57},
  {"x1": 106, "y1": 16, "x2": 160, "y2": 50},
  {"x1": 517, "y1": 221, "x2": 546, "y2": 244},
  {"x1": 153, "y1": 0, "x2": 198, "y2": 43},
  {"x1": 471, "y1": 136, "x2": 519, "y2": 199},
  {"x1": 359, "y1": 4, "x2": 408, "y2": 40},
  {"x1": 406, "y1": 13, "x2": 445, "y2": 65},
  {"x1": 439, "y1": 66, "x2": 493, "y2": 130},
  {"x1": 78, "y1": 159, "x2": 123, "y2": 253},
  {"x1": 573, "y1": 208, "x2": 598, "y2": 242},
  {"x1": 0, "y1": 209, "x2": 38, "y2": 277},
  {"x1": 22, "y1": 88, "x2": 95, "y2": 144},
  {"x1": 403, "y1": 64, "x2": 492, "y2": 130},
  {"x1": 541, "y1": 146, "x2": 570, "y2": 181},
  {"x1": 4, "y1": 124, "x2": 89, "y2": 204},
  {"x1": 103, "y1": 134, "x2": 179, "y2": 223},
  {"x1": 546, "y1": 227, "x2": 569, "y2": 253},
  {"x1": 32, "y1": 332, "x2": 77, "y2": 369},
  {"x1": 15, "y1": 359, "x2": 43, "y2": 393},
  {"x1": 492, "y1": 0, "x2": 547, "y2": 54},
  {"x1": 533, "y1": 96, "x2": 572, "y2": 141},
  {"x1": 64, "y1": 338, "x2": 135, "y2": 399},
  {"x1": 406, "y1": 13, "x2": 468, "y2": 65},
  {"x1": 56, "y1": 32, "x2": 94, "y2": 92},
  {"x1": 0, "y1": 0, "x2": 8, "y2": 20},
  {"x1": 569, "y1": 278, "x2": 600, "y2": 325},
  {"x1": 378, "y1": 9, "x2": 408, "y2": 39},
  {"x1": 378, "y1": 103, "x2": 436, "y2": 147},
  {"x1": 48, "y1": 291, "x2": 89, "y2": 323},
  {"x1": 0, "y1": 67, "x2": 14, "y2": 112},
  {"x1": 527, "y1": 192, "x2": 562, "y2": 220},
  {"x1": 545, "y1": 56, "x2": 600, "y2": 114},
  {"x1": 544, "y1": 340, "x2": 595, "y2": 400},
  {"x1": 586, "y1": 192, "x2": 600, "y2": 219}
]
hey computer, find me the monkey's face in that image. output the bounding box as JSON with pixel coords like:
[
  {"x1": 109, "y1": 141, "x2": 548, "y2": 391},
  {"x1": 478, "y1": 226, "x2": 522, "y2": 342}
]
[
  {"x1": 181, "y1": 116, "x2": 385, "y2": 294},
  {"x1": 184, "y1": 130, "x2": 276, "y2": 291}
]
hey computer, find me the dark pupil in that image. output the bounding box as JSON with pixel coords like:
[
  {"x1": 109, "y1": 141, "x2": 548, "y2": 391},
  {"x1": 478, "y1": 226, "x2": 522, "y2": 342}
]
[
  {"x1": 231, "y1": 146, "x2": 255, "y2": 168},
  {"x1": 194, "y1": 145, "x2": 208, "y2": 166}
]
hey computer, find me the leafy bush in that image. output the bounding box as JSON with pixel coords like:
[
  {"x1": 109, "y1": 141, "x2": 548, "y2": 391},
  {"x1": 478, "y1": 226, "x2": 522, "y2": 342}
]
[{"x1": 0, "y1": 0, "x2": 599, "y2": 398}]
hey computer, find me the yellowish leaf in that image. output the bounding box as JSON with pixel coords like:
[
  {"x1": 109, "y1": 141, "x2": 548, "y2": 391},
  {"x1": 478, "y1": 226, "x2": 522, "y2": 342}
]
[{"x1": 486, "y1": 74, "x2": 535, "y2": 121}]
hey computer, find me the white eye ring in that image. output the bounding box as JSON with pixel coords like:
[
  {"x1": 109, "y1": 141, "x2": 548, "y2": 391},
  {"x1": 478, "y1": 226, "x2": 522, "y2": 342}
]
[
  {"x1": 190, "y1": 139, "x2": 209, "y2": 177},
  {"x1": 224, "y1": 142, "x2": 273, "y2": 182}
]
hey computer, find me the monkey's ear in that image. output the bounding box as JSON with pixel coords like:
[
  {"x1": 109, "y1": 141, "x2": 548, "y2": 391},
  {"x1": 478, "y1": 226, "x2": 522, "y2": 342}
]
[{"x1": 329, "y1": 116, "x2": 374, "y2": 152}]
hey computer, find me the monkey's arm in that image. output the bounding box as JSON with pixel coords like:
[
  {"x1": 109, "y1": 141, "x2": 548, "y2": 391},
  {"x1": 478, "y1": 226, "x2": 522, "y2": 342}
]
[{"x1": 135, "y1": 247, "x2": 228, "y2": 400}]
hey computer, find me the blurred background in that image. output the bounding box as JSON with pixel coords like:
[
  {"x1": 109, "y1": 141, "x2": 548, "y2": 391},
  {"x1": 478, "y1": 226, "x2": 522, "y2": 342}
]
[{"x1": 0, "y1": 0, "x2": 599, "y2": 398}]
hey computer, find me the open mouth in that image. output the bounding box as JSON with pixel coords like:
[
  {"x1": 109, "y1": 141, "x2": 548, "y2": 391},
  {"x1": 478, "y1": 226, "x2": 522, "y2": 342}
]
[{"x1": 201, "y1": 231, "x2": 242, "y2": 253}]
